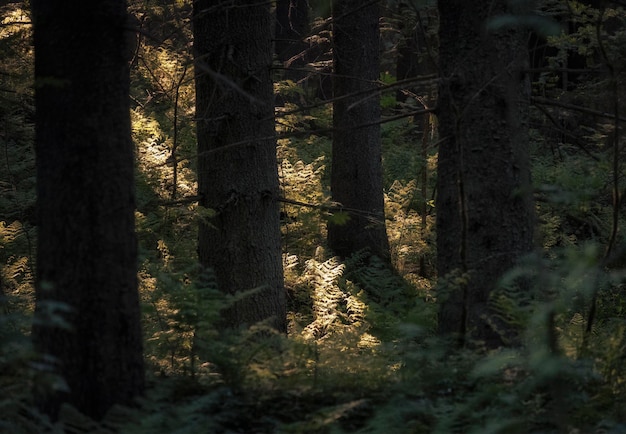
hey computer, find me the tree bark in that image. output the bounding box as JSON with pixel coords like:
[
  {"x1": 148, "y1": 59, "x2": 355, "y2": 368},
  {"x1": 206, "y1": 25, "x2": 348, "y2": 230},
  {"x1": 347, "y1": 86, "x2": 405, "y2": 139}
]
[
  {"x1": 436, "y1": 0, "x2": 534, "y2": 348},
  {"x1": 31, "y1": 0, "x2": 145, "y2": 420},
  {"x1": 327, "y1": 0, "x2": 390, "y2": 260},
  {"x1": 193, "y1": 0, "x2": 286, "y2": 332}
]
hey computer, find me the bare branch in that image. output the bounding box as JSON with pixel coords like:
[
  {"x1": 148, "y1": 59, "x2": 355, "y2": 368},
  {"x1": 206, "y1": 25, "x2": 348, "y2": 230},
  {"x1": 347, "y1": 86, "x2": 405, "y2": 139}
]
[
  {"x1": 532, "y1": 96, "x2": 626, "y2": 123},
  {"x1": 533, "y1": 103, "x2": 601, "y2": 161}
]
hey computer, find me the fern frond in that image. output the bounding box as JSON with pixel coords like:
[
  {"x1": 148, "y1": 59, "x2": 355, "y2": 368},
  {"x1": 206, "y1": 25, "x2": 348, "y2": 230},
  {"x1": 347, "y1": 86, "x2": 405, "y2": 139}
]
[
  {"x1": 0, "y1": 220, "x2": 25, "y2": 244},
  {"x1": 302, "y1": 257, "x2": 346, "y2": 339}
]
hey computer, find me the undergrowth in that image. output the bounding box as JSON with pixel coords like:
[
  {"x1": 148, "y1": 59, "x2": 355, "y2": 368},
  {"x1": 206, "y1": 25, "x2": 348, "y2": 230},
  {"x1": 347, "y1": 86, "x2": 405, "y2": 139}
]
[{"x1": 1, "y1": 1, "x2": 626, "y2": 433}]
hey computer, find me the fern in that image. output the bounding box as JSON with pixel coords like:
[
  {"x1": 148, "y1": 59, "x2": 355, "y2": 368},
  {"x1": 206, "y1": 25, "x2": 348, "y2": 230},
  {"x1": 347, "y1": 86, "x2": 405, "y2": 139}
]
[
  {"x1": 142, "y1": 264, "x2": 223, "y2": 377},
  {"x1": 385, "y1": 179, "x2": 436, "y2": 279},
  {"x1": 278, "y1": 157, "x2": 327, "y2": 205},
  {"x1": 301, "y1": 256, "x2": 346, "y2": 340}
]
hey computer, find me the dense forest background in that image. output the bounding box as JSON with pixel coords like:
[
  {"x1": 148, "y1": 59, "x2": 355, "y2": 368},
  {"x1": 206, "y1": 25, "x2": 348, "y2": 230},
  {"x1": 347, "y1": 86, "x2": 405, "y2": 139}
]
[{"x1": 1, "y1": 0, "x2": 626, "y2": 432}]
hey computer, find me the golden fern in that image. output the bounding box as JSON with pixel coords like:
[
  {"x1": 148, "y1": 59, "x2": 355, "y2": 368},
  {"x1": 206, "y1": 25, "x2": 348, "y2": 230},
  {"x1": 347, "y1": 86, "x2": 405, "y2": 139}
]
[{"x1": 302, "y1": 256, "x2": 345, "y2": 340}]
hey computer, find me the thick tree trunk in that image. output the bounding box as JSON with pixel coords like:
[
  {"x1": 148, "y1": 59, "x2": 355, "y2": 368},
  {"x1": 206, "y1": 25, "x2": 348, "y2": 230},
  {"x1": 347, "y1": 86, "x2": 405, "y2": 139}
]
[
  {"x1": 193, "y1": 0, "x2": 286, "y2": 332},
  {"x1": 436, "y1": 0, "x2": 534, "y2": 348},
  {"x1": 328, "y1": 0, "x2": 390, "y2": 260},
  {"x1": 31, "y1": 0, "x2": 144, "y2": 420}
]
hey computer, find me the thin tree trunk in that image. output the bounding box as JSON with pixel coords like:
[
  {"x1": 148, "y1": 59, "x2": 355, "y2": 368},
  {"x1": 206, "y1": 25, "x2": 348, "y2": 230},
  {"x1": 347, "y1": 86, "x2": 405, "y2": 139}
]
[{"x1": 328, "y1": 0, "x2": 390, "y2": 260}]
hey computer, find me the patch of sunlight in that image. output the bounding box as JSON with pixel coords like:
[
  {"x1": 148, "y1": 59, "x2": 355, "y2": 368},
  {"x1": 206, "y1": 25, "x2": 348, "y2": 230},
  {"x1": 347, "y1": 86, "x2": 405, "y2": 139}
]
[
  {"x1": 0, "y1": 6, "x2": 29, "y2": 39},
  {"x1": 276, "y1": 137, "x2": 292, "y2": 153},
  {"x1": 132, "y1": 108, "x2": 197, "y2": 199},
  {"x1": 427, "y1": 153, "x2": 438, "y2": 172},
  {"x1": 141, "y1": 45, "x2": 186, "y2": 87},
  {"x1": 157, "y1": 239, "x2": 172, "y2": 267},
  {"x1": 138, "y1": 268, "x2": 157, "y2": 295},
  {"x1": 559, "y1": 312, "x2": 585, "y2": 358},
  {"x1": 358, "y1": 332, "x2": 380, "y2": 349},
  {"x1": 388, "y1": 361, "x2": 403, "y2": 372}
]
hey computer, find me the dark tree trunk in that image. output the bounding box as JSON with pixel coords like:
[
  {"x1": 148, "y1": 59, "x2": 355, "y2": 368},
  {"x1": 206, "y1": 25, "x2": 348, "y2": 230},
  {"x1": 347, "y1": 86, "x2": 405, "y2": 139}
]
[
  {"x1": 31, "y1": 0, "x2": 144, "y2": 420},
  {"x1": 193, "y1": 0, "x2": 286, "y2": 332},
  {"x1": 436, "y1": 0, "x2": 534, "y2": 348},
  {"x1": 327, "y1": 0, "x2": 390, "y2": 260}
]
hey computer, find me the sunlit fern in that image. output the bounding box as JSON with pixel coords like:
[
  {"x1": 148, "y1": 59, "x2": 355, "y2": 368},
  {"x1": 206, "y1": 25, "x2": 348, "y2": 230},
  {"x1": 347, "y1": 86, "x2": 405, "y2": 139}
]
[{"x1": 301, "y1": 256, "x2": 347, "y2": 340}]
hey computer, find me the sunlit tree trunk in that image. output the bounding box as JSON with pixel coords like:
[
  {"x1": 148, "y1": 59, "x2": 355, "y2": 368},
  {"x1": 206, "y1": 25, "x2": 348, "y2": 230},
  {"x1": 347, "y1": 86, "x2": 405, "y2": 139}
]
[
  {"x1": 328, "y1": 0, "x2": 390, "y2": 260},
  {"x1": 31, "y1": 0, "x2": 145, "y2": 420},
  {"x1": 193, "y1": 0, "x2": 286, "y2": 332},
  {"x1": 436, "y1": 0, "x2": 534, "y2": 348}
]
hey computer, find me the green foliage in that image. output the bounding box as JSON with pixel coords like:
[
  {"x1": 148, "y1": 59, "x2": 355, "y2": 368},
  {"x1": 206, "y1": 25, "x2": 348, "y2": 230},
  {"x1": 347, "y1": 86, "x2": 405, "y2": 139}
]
[
  {"x1": 141, "y1": 265, "x2": 223, "y2": 377},
  {"x1": 278, "y1": 135, "x2": 331, "y2": 258},
  {"x1": 385, "y1": 179, "x2": 436, "y2": 280},
  {"x1": 1, "y1": 0, "x2": 626, "y2": 432},
  {"x1": 0, "y1": 6, "x2": 40, "y2": 431},
  {"x1": 357, "y1": 246, "x2": 625, "y2": 433},
  {"x1": 275, "y1": 79, "x2": 307, "y2": 100},
  {"x1": 343, "y1": 251, "x2": 433, "y2": 336},
  {"x1": 462, "y1": 245, "x2": 626, "y2": 430},
  {"x1": 0, "y1": 306, "x2": 42, "y2": 434},
  {"x1": 379, "y1": 72, "x2": 397, "y2": 109}
]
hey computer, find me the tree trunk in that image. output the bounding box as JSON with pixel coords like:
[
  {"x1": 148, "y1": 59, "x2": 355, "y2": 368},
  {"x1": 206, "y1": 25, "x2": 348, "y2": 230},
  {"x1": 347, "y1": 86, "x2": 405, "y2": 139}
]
[
  {"x1": 436, "y1": 0, "x2": 534, "y2": 348},
  {"x1": 328, "y1": 0, "x2": 390, "y2": 260},
  {"x1": 193, "y1": 0, "x2": 286, "y2": 332},
  {"x1": 31, "y1": 0, "x2": 144, "y2": 420}
]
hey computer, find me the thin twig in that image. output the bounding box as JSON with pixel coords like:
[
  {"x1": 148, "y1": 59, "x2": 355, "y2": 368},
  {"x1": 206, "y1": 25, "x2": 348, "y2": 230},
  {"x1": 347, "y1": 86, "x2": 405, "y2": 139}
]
[
  {"x1": 278, "y1": 196, "x2": 385, "y2": 222},
  {"x1": 532, "y1": 96, "x2": 626, "y2": 123},
  {"x1": 272, "y1": 74, "x2": 439, "y2": 120},
  {"x1": 533, "y1": 103, "x2": 600, "y2": 162}
]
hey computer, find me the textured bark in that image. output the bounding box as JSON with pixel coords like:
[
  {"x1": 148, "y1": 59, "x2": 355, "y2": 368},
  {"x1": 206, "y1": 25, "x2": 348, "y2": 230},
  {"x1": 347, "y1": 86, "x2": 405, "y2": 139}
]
[
  {"x1": 327, "y1": 0, "x2": 390, "y2": 259},
  {"x1": 193, "y1": 0, "x2": 286, "y2": 332},
  {"x1": 436, "y1": 0, "x2": 534, "y2": 347},
  {"x1": 31, "y1": 0, "x2": 144, "y2": 420}
]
